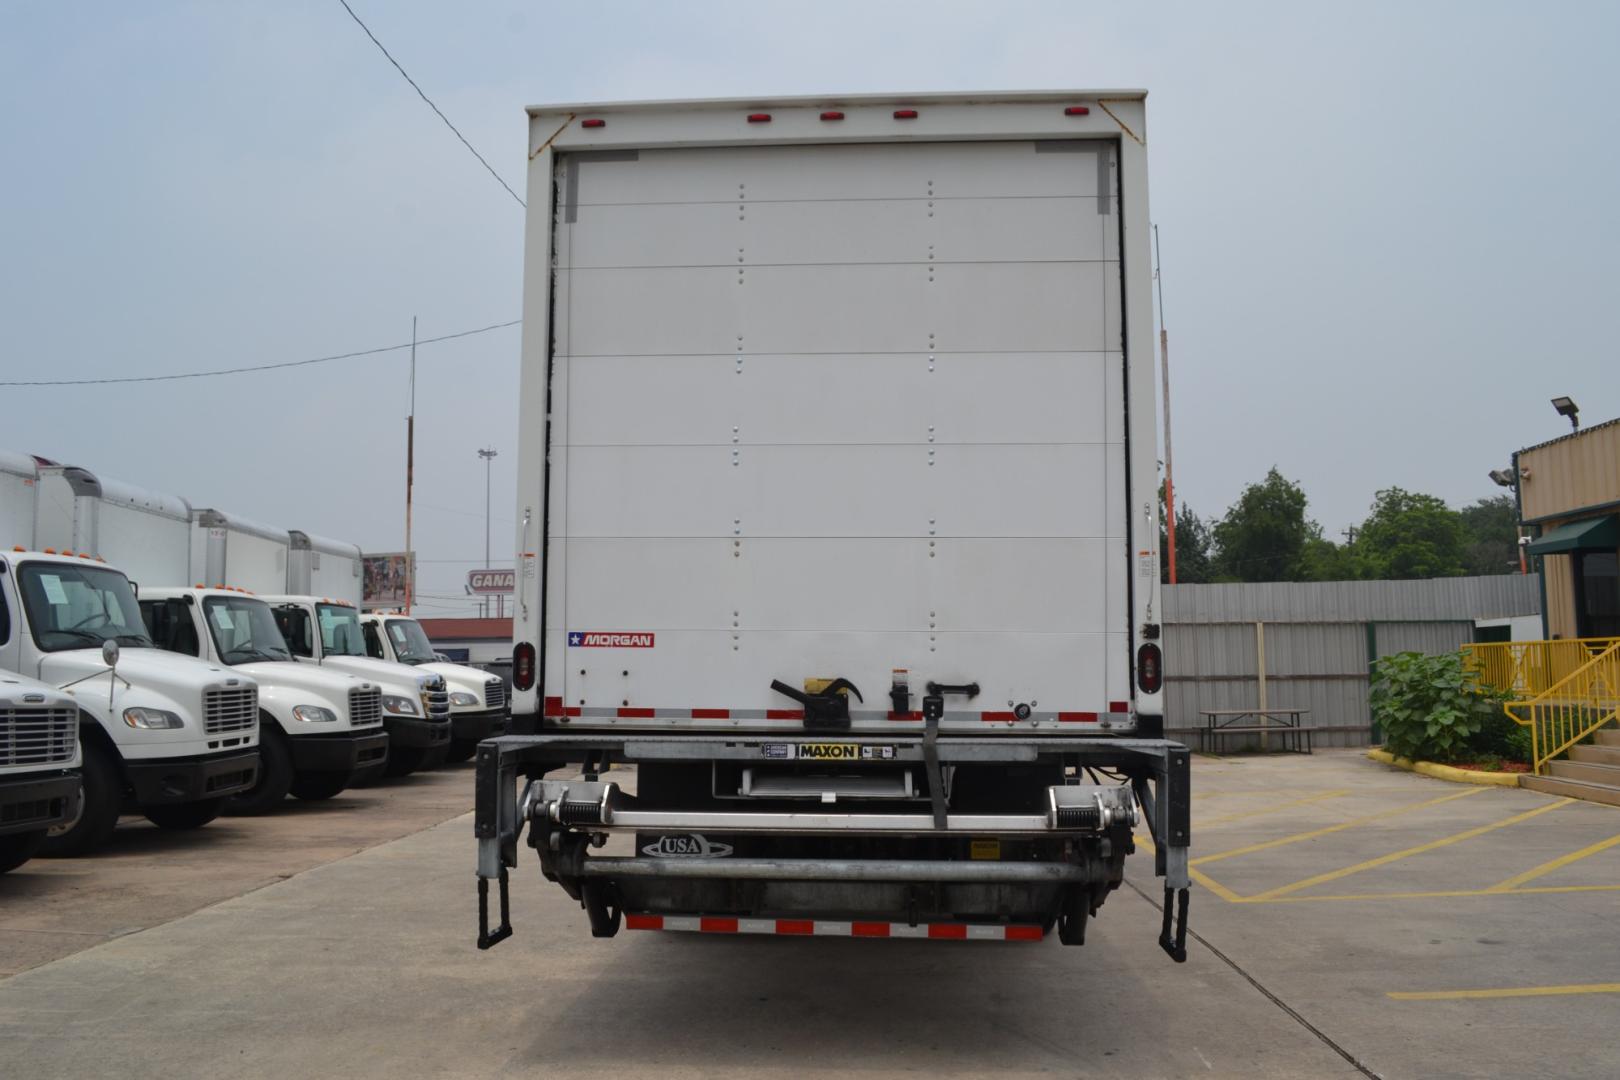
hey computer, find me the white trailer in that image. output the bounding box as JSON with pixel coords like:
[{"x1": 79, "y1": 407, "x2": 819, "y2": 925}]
[
  {"x1": 477, "y1": 92, "x2": 1188, "y2": 957},
  {"x1": 190, "y1": 509, "x2": 291, "y2": 594},
  {"x1": 0, "y1": 451, "x2": 41, "y2": 550},
  {"x1": 288, "y1": 531, "x2": 363, "y2": 607},
  {"x1": 33, "y1": 465, "x2": 194, "y2": 589},
  {"x1": 0, "y1": 673, "x2": 81, "y2": 874}
]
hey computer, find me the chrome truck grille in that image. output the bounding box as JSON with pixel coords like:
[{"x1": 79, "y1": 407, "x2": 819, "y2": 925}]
[
  {"x1": 203, "y1": 686, "x2": 258, "y2": 735},
  {"x1": 484, "y1": 678, "x2": 507, "y2": 710},
  {"x1": 423, "y1": 677, "x2": 450, "y2": 721},
  {"x1": 349, "y1": 687, "x2": 383, "y2": 727},
  {"x1": 1, "y1": 705, "x2": 77, "y2": 767}
]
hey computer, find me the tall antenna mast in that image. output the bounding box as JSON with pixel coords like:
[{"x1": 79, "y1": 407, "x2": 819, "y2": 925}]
[
  {"x1": 1155, "y1": 225, "x2": 1177, "y2": 585},
  {"x1": 405, "y1": 316, "x2": 416, "y2": 615}
]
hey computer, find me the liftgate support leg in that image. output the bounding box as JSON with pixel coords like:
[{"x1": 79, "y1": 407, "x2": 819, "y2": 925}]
[
  {"x1": 1156, "y1": 745, "x2": 1192, "y2": 963},
  {"x1": 478, "y1": 871, "x2": 512, "y2": 950},
  {"x1": 475, "y1": 741, "x2": 518, "y2": 949}
]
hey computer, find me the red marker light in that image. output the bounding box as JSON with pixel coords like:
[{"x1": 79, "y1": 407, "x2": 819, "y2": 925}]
[
  {"x1": 893, "y1": 109, "x2": 918, "y2": 120},
  {"x1": 1065, "y1": 106, "x2": 1091, "y2": 116},
  {"x1": 581, "y1": 118, "x2": 606, "y2": 129},
  {"x1": 747, "y1": 113, "x2": 771, "y2": 123},
  {"x1": 820, "y1": 110, "x2": 845, "y2": 121}
]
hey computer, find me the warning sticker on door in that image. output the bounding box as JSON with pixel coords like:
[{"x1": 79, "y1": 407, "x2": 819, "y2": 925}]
[{"x1": 568, "y1": 632, "x2": 655, "y2": 648}]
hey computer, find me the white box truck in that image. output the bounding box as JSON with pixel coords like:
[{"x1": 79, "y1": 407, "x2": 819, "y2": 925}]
[
  {"x1": 34, "y1": 465, "x2": 195, "y2": 588},
  {"x1": 140, "y1": 588, "x2": 390, "y2": 809},
  {"x1": 0, "y1": 673, "x2": 81, "y2": 874},
  {"x1": 476, "y1": 92, "x2": 1190, "y2": 957},
  {"x1": 0, "y1": 549, "x2": 259, "y2": 854},
  {"x1": 357, "y1": 610, "x2": 508, "y2": 761},
  {"x1": 0, "y1": 451, "x2": 41, "y2": 550},
  {"x1": 262, "y1": 596, "x2": 454, "y2": 775},
  {"x1": 190, "y1": 509, "x2": 292, "y2": 594},
  {"x1": 287, "y1": 531, "x2": 363, "y2": 606}
]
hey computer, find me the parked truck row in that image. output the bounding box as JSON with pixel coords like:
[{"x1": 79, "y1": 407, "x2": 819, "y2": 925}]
[{"x1": 0, "y1": 453, "x2": 508, "y2": 871}]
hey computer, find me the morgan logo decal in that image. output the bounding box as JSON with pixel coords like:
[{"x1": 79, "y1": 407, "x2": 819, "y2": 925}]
[
  {"x1": 568, "y1": 631, "x2": 655, "y2": 648},
  {"x1": 641, "y1": 834, "x2": 733, "y2": 858}
]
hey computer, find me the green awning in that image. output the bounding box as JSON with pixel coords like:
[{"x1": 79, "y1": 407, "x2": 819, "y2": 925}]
[{"x1": 1526, "y1": 514, "x2": 1620, "y2": 555}]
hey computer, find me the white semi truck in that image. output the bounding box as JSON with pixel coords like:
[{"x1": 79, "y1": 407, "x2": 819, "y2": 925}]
[
  {"x1": 263, "y1": 597, "x2": 453, "y2": 775},
  {"x1": 475, "y1": 92, "x2": 1190, "y2": 957},
  {"x1": 0, "y1": 673, "x2": 81, "y2": 874},
  {"x1": 139, "y1": 588, "x2": 390, "y2": 810},
  {"x1": 357, "y1": 610, "x2": 508, "y2": 761},
  {"x1": 0, "y1": 549, "x2": 259, "y2": 854}
]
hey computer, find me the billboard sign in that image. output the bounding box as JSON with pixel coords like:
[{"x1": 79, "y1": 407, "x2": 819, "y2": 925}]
[
  {"x1": 362, "y1": 552, "x2": 413, "y2": 607},
  {"x1": 467, "y1": 568, "x2": 515, "y2": 594}
]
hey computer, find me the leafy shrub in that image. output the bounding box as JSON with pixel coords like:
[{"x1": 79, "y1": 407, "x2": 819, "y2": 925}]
[{"x1": 1371, "y1": 650, "x2": 1513, "y2": 764}]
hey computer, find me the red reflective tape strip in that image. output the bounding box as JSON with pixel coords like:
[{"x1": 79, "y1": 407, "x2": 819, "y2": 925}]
[
  {"x1": 563, "y1": 707, "x2": 582, "y2": 717},
  {"x1": 618, "y1": 707, "x2": 656, "y2": 718},
  {"x1": 1004, "y1": 925, "x2": 1045, "y2": 941},
  {"x1": 625, "y1": 914, "x2": 663, "y2": 930},
  {"x1": 690, "y1": 708, "x2": 731, "y2": 719},
  {"x1": 887, "y1": 711, "x2": 922, "y2": 721},
  {"x1": 700, "y1": 917, "x2": 739, "y2": 934},
  {"x1": 766, "y1": 709, "x2": 805, "y2": 720},
  {"x1": 927, "y1": 923, "x2": 968, "y2": 940},
  {"x1": 543, "y1": 696, "x2": 563, "y2": 711},
  {"x1": 1109, "y1": 701, "x2": 1129, "y2": 713},
  {"x1": 980, "y1": 711, "x2": 1016, "y2": 723},
  {"x1": 776, "y1": 919, "x2": 815, "y2": 936},
  {"x1": 851, "y1": 921, "x2": 890, "y2": 938},
  {"x1": 1058, "y1": 712, "x2": 1099, "y2": 723}
]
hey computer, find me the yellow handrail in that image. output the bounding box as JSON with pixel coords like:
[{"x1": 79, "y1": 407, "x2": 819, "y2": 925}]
[
  {"x1": 1504, "y1": 641, "x2": 1620, "y2": 775},
  {"x1": 1463, "y1": 638, "x2": 1620, "y2": 698}
]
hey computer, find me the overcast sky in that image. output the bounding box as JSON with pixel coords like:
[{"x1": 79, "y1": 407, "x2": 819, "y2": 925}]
[{"x1": 3, "y1": 1, "x2": 1616, "y2": 616}]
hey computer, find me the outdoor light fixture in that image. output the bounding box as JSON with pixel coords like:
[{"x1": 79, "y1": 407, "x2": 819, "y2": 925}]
[
  {"x1": 1488, "y1": 468, "x2": 1516, "y2": 488},
  {"x1": 1551, "y1": 396, "x2": 1580, "y2": 430}
]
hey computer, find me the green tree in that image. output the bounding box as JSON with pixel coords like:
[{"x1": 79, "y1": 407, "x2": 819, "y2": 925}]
[
  {"x1": 1159, "y1": 485, "x2": 1215, "y2": 584},
  {"x1": 1297, "y1": 535, "x2": 1357, "y2": 581},
  {"x1": 1211, "y1": 468, "x2": 1315, "y2": 582},
  {"x1": 1351, "y1": 488, "x2": 1467, "y2": 580},
  {"x1": 1458, "y1": 494, "x2": 1520, "y2": 576}
]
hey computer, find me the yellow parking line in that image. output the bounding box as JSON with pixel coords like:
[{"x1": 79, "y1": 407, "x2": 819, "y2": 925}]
[
  {"x1": 1133, "y1": 832, "x2": 1246, "y2": 903},
  {"x1": 1247, "y1": 799, "x2": 1574, "y2": 901},
  {"x1": 1192, "y1": 788, "x2": 1486, "y2": 867},
  {"x1": 1388, "y1": 983, "x2": 1620, "y2": 1001},
  {"x1": 1245, "y1": 882, "x2": 1620, "y2": 903},
  {"x1": 1198, "y1": 789, "x2": 1352, "y2": 827},
  {"x1": 1486, "y1": 832, "x2": 1620, "y2": 892}
]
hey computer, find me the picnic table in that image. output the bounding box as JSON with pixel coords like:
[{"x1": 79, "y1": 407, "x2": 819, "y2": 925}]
[{"x1": 1198, "y1": 708, "x2": 1313, "y2": 755}]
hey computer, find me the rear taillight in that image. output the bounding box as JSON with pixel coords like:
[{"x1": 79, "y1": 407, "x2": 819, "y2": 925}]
[
  {"x1": 513, "y1": 642, "x2": 536, "y2": 691},
  {"x1": 1137, "y1": 643, "x2": 1162, "y2": 695}
]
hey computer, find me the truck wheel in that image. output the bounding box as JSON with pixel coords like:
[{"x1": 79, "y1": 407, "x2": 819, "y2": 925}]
[
  {"x1": 445, "y1": 739, "x2": 478, "y2": 764},
  {"x1": 224, "y1": 721, "x2": 294, "y2": 815},
  {"x1": 0, "y1": 831, "x2": 46, "y2": 874},
  {"x1": 40, "y1": 738, "x2": 122, "y2": 857},
  {"x1": 288, "y1": 771, "x2": 350, "y2": 801},
  {"x1": 143, "y1": 798, "x2": 223, "y2": 830}
]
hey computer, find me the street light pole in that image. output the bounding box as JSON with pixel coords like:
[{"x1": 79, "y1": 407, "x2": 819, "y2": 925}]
[{"x1": 478, "y1": 447, "x2": 498, "y2": 618}]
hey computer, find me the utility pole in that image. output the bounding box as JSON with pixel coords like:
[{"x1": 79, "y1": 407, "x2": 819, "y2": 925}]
[
  {"x1": 1155, "y1": 225, "x2": 1177, "y2": 585},
  {"x1": 478, "y1": 447, "x2": 499, "y2": 619},
  {"x1": 405, "y1": 317, "x2": 416, "y2": 616}
]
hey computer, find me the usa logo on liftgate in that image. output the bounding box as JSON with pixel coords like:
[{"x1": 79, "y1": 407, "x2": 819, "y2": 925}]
[{"x1": 568, "y1": 631, "x2": 655, "y2": 648}]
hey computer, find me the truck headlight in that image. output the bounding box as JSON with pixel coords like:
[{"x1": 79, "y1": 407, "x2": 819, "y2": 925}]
[
  {"x1": 123, "y1": 707, "x2": 184, "y2": 730},
  {"x1": 383, "y1": 695, "x2": 420, "y2": 716},
  {"x1": 449, "y1": 691, "x2": 479, "y2": 707},
  {"x1": 292, "y1": 705, "x2": 337, "y2": 723}
]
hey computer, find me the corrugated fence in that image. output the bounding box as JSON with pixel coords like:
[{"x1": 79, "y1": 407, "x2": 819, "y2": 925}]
[{"x1": 1162, "y1": 576, "x2": 1541, "y2": 749}]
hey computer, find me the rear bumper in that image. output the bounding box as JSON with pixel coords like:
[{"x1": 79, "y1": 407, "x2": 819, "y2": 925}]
[
  {"x1": 386, "y1": 716, "x2": 451, "y2": 749},
  {"x1": 452, "y1": 709, "x2": 508, "y2": 743},
  {"x1": 0, "y1": 771, "x2": 81, "y2": 836},
  {"x1": 290, "y1": 730, "x2": 390, "y2": 773},
  {"x1": 126, "y1": 749, "x2": 259, "y2": 805}
]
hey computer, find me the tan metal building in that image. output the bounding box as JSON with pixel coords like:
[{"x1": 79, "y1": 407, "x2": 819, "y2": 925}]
[{"x1": 1517, "y1": 417, "x2": 1620, "y2": 639}]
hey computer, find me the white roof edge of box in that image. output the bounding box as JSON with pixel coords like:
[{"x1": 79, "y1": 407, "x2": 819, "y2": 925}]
[{"x1": 526, "y1": 89, "x2": 1147, "y2": 116}]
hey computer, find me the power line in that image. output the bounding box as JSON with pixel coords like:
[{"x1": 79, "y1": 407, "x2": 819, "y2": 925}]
[
  {"x1": 335, "y1": 0, "x2": 524, "y2": 209},
  {"x1": 0, "y1": 319, "x2": 519, "y2": 388}
]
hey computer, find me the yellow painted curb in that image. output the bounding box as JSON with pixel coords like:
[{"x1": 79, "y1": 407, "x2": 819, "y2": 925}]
[{"x1": 1366, "y1": 749, "x2": 1524, "y2": 787}]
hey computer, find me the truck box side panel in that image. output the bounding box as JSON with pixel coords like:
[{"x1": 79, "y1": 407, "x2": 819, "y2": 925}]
[{"x1": 543, "y1": 138, "x2": 1131, "y2": 729}]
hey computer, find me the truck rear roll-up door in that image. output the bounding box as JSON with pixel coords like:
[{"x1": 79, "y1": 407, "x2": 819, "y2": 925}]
[{"x1": 547, "y1": 139, "x2": 1129, "y2": 725}]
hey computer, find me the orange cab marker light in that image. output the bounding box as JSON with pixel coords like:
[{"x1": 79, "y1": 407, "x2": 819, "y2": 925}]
[{"x1": 12, "y1": 545, "x2": 24, "y2": 552}]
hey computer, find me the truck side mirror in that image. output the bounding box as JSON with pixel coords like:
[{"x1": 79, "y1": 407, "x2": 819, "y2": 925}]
[{"x1": 102, "y1": 638, "x2": 120, "y2": 670}]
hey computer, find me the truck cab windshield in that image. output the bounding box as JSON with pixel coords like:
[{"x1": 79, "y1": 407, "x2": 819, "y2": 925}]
[
  {"x1": 384, "y1": 618, "x2": 437, "y2": 664},
  {"x1": 203, "y1": 596, "x2": 293, "y2": 664},
  {"x1": 18, "y1": 562, "x2": 154, "y2": 653},
  {"x1": 317, "y1": 604, "x2": 367, "y2": 657}
]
